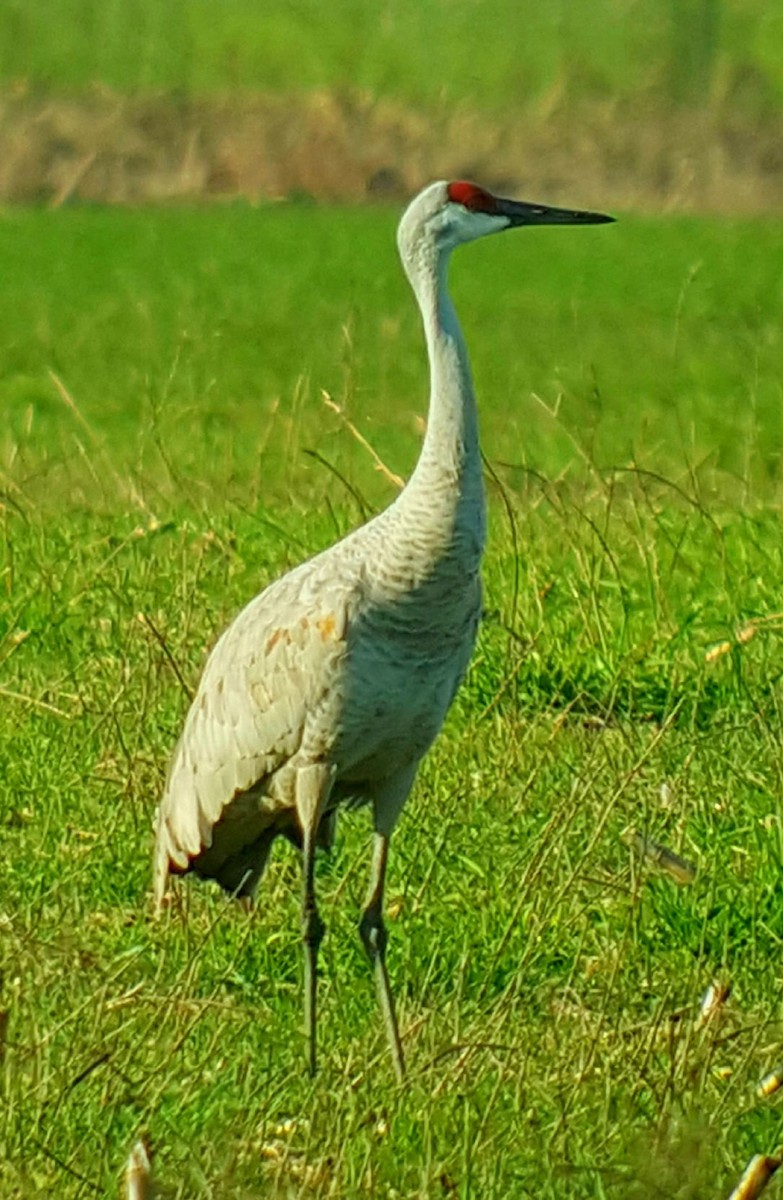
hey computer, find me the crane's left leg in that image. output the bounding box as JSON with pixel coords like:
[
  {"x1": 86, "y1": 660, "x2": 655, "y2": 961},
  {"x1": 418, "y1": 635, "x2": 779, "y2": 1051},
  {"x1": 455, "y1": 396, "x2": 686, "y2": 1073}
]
[
  {"x1": 359, "y1": 830, "x2": 405, "y2": 1082},
  {"x1": 296, "y1": 762, "x2": 335, "y2": 1077},
  {"x1": 301, "y1": 821, "x2": 324, "y2": 1077}
]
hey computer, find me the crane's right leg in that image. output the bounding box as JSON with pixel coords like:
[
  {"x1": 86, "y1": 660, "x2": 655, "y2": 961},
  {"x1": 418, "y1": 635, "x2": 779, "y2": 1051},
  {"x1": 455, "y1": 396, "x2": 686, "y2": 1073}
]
[
  {"x1": 359, "y1": 769, "x2": 415, "y2": 1080},
  {"x1": 296, "y1": 763, "x2": 335, "y2": 1076},
  {"x1": 360, "y1": 830, "x2": 405, "y2": 1082}
]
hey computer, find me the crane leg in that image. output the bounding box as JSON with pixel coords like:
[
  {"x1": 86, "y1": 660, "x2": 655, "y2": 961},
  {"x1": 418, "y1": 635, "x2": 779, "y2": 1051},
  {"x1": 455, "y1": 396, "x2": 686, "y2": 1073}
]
[
  {"x1": 296, "y1": 763, "x2": 333, "y2": 1077},
  {"x1": 302, "y1": 822, "x2": 325, "y2": 1077},
  {"x1": 359, "y1": 831, "x2": 405, "y2": 1082}
]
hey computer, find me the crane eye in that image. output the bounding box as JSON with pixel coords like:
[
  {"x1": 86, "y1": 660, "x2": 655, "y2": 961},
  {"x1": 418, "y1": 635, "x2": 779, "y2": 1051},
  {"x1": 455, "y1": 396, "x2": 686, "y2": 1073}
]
[{"x1": 447, "y1": 180, "x2": 498, "y2": 214}]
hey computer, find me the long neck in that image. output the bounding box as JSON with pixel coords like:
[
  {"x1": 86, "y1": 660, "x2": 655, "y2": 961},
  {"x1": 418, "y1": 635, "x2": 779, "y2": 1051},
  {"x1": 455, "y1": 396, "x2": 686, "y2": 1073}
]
[
  {"x1": 358, "y1": 238, "x2": 487, "y2": 606},
  {"x1": 398, "y1": 249, "x2": 486, "y2": 543}
]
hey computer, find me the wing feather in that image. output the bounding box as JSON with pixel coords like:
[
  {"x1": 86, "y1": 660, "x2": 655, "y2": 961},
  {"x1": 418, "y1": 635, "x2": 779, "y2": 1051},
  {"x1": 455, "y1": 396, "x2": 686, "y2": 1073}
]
[{"x1": 154, "y1": 561, "x2": 353, "y2": 903}]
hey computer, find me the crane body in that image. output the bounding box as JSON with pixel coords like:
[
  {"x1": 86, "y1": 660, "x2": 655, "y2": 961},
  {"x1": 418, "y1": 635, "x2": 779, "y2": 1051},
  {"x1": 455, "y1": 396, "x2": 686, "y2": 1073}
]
[{"x1": 154, "y1": 180, "x2": 612, "y2": 1079}]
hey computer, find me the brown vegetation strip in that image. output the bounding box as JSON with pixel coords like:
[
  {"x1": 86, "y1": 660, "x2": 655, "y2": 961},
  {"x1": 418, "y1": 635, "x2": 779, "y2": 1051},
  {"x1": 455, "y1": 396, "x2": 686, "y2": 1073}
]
[{"x1": 2, "y1": 86, "x2": 783, "y2": 212}]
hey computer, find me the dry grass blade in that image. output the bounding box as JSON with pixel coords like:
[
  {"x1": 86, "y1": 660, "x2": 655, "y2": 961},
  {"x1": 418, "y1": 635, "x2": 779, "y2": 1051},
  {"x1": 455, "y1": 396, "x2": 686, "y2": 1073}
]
[
  {"x1": 137, "y1": 612, "x2": 194, "y2": 702},
  {"x1": 757, "y1": 1066, "x2": 783, "y2": 1099},
  {"x1": 49, "y1": 150, "x2": 98, "y2": 208},
  {"x1": 48, "y1": 370, "x2": 100, "y2": 441},
  {"x1": 48, "y1": 369, "x2": 145, "y2": 509},
  {"x1": 125, "y1": 1138, "x2": 152, "y2": 1200},
  {"x1": 696, "y1": 980, "x2": 731, "y2": 1029},
  {"x1": 727, "y1": 1149, "x2": 782, "y2": 1200},
  {"x1": 301, "y1": 446, "x2": 370, "y2": 520},
  {"x1": 322, "y1": 391, "x2": 405, "y2": 489},
  {"x1": 706, "y1": 610, "x2": 783, "y2": 662},
  {"x1": 0, "y1": 684, "x2": 73, "y2": 719},
  {"x1": 624, "y1": 830, "x2": 697, "y2": 885}
]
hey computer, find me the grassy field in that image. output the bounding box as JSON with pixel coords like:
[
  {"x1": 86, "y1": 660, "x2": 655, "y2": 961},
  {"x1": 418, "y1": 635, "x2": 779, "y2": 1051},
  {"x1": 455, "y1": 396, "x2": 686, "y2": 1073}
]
[
  {"x1": 2, "y1": 202, "x2": 783, "y2": 1197},
  {"x1": 1, "y1": 0, "x2": 781, "y2": 116}
]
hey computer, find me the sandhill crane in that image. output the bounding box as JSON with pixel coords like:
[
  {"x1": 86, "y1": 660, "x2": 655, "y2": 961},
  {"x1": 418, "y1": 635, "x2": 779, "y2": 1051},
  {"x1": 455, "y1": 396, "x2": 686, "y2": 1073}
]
[{"x1": 154, "y1": 180, "x2": 613, "y2": 1080}]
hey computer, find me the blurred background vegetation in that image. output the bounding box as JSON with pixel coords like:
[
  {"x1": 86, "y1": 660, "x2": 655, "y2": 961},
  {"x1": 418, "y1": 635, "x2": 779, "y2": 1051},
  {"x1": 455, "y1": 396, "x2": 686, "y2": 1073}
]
[
  {"x1": 1, "y1": 0, "x2": 782, "y2": 209},
  {"x1": 0, "y1": 0, "x2": 779, "y2": 115}
]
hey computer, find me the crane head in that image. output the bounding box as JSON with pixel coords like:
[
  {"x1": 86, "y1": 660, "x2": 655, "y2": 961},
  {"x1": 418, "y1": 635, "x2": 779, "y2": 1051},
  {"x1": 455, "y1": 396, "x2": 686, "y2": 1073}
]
[
  {"x1": 446, "y1": 180, "x2": 614, "y2": 235},
  {"x1": 398, "y1": 180, "x2": 613, "y2": 266}
]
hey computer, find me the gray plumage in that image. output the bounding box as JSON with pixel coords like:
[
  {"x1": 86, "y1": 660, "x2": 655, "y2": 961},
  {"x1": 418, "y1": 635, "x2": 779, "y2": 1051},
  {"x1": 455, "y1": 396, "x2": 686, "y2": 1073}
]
[{"x1": 153, "y1": 180, "x2": 613, "y2": 1078}]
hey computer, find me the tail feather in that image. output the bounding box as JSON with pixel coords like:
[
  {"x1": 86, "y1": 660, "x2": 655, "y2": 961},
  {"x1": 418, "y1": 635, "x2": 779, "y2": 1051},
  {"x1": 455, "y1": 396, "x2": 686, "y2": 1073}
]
[
  {"x1": 194, "y1": 831, "x2": 276, "y2": 900},
  {"x1": 152, "y1": 807, "x2": 177, "y2": 914}
]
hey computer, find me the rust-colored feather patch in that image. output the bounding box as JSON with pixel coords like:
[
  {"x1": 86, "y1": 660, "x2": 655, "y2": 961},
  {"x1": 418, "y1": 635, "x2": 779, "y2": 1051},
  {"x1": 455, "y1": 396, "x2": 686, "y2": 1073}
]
[
  {"x1": 316, "y1": 614, "x2": 338, "y2": 640},
  {"x1": 265, "y1": 628, "x2": 287, "y2": 653}
]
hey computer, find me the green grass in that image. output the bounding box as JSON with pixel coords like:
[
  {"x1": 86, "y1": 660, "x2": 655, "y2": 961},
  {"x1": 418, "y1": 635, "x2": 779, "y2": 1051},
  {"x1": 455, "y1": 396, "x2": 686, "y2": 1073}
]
[
  {"x1": 2, "y1": 204, "x2": 783, "y2": 1197},
  {"x1": 1, "y1": 0, "x2": 782, "y2": 117}
]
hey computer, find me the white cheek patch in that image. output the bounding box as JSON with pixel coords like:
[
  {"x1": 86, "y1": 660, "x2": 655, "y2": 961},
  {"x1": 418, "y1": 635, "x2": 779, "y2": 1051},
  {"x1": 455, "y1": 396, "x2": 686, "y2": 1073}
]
[{"x1": 448, "y1": 208, "x2": 510, "y2": 245}]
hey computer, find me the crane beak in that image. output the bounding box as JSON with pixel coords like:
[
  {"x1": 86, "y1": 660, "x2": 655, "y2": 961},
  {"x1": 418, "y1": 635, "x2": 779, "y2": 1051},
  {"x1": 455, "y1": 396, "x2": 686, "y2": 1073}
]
[{"x1": 496, "y1": 197, "x2": 615, "y2": 227}]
